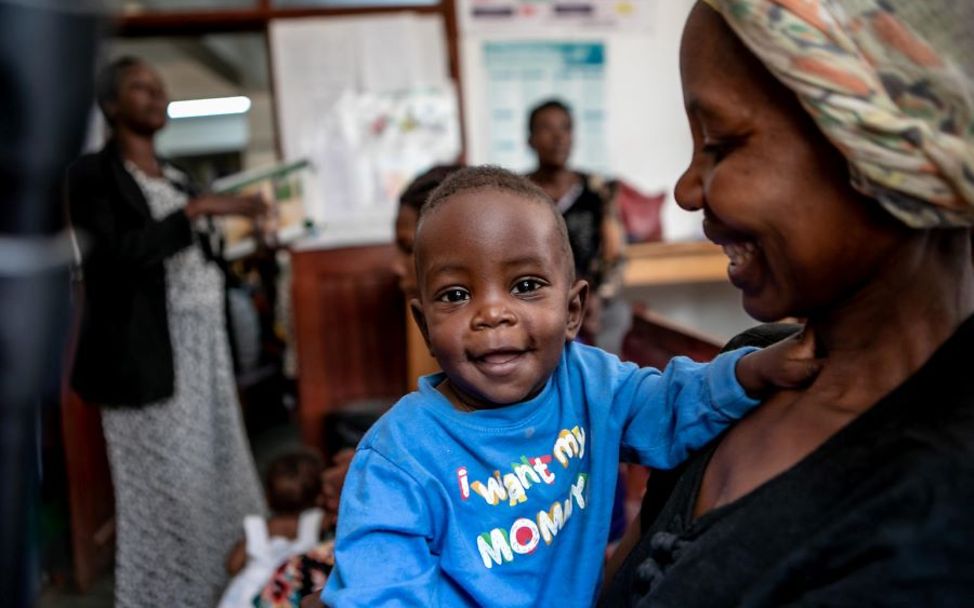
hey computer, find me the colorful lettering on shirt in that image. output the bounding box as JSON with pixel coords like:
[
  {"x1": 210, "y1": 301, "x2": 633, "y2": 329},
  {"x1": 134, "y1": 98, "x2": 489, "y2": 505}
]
[
  {"x1": 470, "y1": 471, "x2": 508, "y2": 505},
  {"x1": 476, "y1": 528, "x2": 513, "y2": 569},
  {"x1": 531, "y1": 455, "x2": 555, "y2": 483},
  {"x1": 475, "y1": 472, "x2": 590, "y2": 569},
  {"x1": 553, "y1": 426, "x2": 586, "y2": 468},
  {"x1": 457, "y1": 467, "x2": 470, "y2": 500},
  {"x1": 511, "y1": 456, "x2": 542, "y2": 489},
  {"x1": 466, "y1": 451, "x2": 561, "y2": 507}
]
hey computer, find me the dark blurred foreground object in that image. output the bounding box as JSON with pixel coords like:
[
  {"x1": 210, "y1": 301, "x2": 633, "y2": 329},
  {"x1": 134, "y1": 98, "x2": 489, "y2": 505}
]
[{"x1": 0, "y1": 1, "x2": 103, "y2": 606}]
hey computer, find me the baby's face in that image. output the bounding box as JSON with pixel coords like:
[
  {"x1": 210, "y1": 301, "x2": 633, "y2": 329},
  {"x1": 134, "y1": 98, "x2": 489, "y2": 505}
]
[{"x1": 412, "y1": 189, "x2": 586, "y2": 410}]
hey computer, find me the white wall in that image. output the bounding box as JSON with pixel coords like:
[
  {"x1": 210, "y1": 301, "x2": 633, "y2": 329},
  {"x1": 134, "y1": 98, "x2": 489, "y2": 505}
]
[{"x1": 606, "y1": 0, "x2": 703, "y2": 242}]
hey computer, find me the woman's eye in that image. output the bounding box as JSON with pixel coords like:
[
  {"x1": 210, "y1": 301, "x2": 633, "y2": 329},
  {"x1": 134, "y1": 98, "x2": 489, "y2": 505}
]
[
  {"x1": 702, "y1": 135, "x2": 744, "y2": 163},
  {"x1": 437, "y1": 288, "x2": 469, "y2": 303},
  {"x1": 702, "y1": 141, "x2": 731, "y2": 162},
  {"x1": 512, "y1": 279, "x2": 543, "y2": 294}
]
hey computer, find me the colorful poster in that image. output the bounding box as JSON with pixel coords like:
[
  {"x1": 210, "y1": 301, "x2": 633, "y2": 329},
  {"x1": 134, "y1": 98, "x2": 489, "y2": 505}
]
[
  {"x1": 482, "y1": 41, "x2": 607, "y2": 173},
  {"x1": 460, "y1": 0, "x2": 654, "y2": 33}
]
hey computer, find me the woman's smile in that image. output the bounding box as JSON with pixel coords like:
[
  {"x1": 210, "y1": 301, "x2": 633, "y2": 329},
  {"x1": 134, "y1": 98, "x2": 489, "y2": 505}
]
[{"x1": 703, "y1": 216, "x2": 763, "y2": 290}]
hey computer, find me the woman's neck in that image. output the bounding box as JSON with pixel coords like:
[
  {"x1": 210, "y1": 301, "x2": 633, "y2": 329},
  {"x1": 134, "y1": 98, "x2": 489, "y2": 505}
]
[
  {"x1": 531, "y1": 165, "x2": 578, "y2": 184},
  {"x1": 806, "y1": 229, "x2": 974, "y2": 413},
  {"x1": 115, "y1": 128, "x2": 161, "y2": 177},
  {"x1": 529, "y1": 166, "x2": 578, "y2": 200}
]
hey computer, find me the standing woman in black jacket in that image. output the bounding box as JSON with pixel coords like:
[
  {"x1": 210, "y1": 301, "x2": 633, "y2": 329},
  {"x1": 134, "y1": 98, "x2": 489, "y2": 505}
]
[{"x1": 67, "y1": 56, "x2": 267, "y2": 608}]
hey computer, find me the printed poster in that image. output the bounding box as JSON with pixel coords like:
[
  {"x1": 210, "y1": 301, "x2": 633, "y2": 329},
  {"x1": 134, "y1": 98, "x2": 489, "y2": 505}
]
[{"x1": 482, "y1": 41, "x2": 607, "y2": 173}]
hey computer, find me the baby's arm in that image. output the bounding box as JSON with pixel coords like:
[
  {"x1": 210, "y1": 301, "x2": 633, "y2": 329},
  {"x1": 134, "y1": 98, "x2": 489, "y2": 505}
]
[
  {"x1": 735, "y1": 327, "x2": 818, "y2": 397},
  {"x1": 322, "y1": 448, "x2": 440, "y2": 608},
  {"x1": 225, "y1": 538, "x2": 247, "y2": 576},
  {"x1": 618, "y1": 348, "x2": 759, "y2": 469},
  {"x1": 618, "y1": 330, "x2": 818, "y2": 469}
]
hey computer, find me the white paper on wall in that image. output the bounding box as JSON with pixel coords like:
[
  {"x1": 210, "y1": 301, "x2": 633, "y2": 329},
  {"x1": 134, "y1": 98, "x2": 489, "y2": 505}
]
[{"x1": 270, "y1": 13, "x2": 461, "y2": 248}]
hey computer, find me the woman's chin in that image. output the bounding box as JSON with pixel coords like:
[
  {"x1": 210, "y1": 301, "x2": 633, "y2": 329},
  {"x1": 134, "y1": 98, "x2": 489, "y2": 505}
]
[{"x1": 740, "y1": 292, "x2": 792, "y2": 323}]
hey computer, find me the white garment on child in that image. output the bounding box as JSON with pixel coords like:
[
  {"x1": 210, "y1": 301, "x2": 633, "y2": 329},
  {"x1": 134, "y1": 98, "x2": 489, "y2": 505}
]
[{"x1": 217, "y1": 508, "x2": 324, "y2": 608}]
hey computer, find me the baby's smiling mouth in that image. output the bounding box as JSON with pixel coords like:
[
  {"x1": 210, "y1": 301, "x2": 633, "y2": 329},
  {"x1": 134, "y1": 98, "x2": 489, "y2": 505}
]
[{"x1": 471, "y1": 347, "x2": 528, "y2": 373}]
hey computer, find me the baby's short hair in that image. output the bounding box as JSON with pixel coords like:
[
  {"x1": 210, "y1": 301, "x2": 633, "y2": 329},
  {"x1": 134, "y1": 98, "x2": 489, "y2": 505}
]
[
  {"x1": 422, "y1": 165, "x2": 550, "y2": 217},
  {"x1": 265, "y1": 449, "x2": 324, "y2": 515},
  {"x1": 399, "y1": 164, "x2": 464, "y2": 212},
  {"x1": 419, "y1": 166, "x2": 573, "y2": 278}
]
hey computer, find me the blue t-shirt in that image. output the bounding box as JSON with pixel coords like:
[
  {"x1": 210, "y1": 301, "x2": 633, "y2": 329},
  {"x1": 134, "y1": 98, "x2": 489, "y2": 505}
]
[{"x1": 323, "y1": 342, "x2": 757, "y2": 607}]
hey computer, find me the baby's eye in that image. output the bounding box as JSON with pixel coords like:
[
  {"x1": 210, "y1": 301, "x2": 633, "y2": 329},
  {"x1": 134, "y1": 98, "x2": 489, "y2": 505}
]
[
  {"x1": 437, "y1": 288, "x2": 469, "y2": 303},
  {"x1": 511, "y1": 279, "x2": 544, "y2": 295}
]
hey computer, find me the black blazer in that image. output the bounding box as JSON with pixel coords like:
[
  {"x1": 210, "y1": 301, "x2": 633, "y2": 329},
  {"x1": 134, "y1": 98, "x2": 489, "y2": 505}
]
[{"x1": 67, "y1": 140, "x2": 199, "y2": 406}]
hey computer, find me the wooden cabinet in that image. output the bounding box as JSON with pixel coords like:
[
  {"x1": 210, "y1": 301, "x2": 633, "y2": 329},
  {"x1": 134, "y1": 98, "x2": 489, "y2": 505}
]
[
  {"x1": 620, "y1": 305, "x2": 721, "y2": 369},
  {"x1": 291, "y1": 244, "x2": 407, "y2": 458}
]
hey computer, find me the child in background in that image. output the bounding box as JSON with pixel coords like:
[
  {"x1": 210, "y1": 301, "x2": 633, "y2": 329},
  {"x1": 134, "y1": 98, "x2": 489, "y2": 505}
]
[
  {"x1": 220, "y1": 450, "x2": 328, "y2": 608},
  {"x1": 321, "y1": 167, "x2": 817, "y2": 607}
]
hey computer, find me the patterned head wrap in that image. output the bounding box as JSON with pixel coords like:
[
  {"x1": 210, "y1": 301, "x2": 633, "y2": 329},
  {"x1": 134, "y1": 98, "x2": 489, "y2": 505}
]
[{"x1": 699, "y1": 0, "x2": 974, "y2": 228}]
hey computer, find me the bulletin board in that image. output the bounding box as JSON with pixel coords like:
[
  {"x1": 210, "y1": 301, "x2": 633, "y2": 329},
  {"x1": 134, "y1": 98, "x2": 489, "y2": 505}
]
[{"x1": 269, "y1": 13, "x2": 462, "y2": 248}]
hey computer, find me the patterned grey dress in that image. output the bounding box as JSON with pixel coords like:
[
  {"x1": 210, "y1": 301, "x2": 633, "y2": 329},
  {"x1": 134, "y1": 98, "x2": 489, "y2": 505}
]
[{"x1": 101, "y1": 163, "x2": 266, "y2": 608}]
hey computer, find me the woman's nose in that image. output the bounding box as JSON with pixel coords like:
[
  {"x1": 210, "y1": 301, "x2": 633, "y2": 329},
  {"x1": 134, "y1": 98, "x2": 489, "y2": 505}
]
[{"x1": 674, "y1": 156, "x2": 705, "y2": 212}]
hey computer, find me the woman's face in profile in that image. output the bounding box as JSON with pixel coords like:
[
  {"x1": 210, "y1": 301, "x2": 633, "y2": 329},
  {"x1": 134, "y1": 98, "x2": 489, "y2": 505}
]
[
  {"x1": 393, "y1": 205, "x2": 419, "y2": 298},
  {"x1": 113, "y1": 62, "x2": 169, "y2": 134},
  {"x1": 673, "y1": 3, "x2": 904, "y2": 322}
]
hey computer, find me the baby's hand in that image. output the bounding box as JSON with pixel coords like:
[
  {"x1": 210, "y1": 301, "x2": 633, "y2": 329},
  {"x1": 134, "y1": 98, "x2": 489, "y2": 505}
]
[
  {"x1": 321, "y1": 448, "x2": 355, "y2": 526},
  {"x1": 736, "y1": 327, "x2": 820, "y2": 398}
]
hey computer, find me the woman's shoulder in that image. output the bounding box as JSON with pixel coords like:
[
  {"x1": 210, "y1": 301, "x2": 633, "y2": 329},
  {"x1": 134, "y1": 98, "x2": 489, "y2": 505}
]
[
  {"x1": 67, "y1": 148, "x2": 111, "y2": 183},
  {"x1": 66, "y1": 144, "x2": 125, "y2": 196},
  {"x1": 577, "y1": 172, "x2": 618, "y2": 200}
]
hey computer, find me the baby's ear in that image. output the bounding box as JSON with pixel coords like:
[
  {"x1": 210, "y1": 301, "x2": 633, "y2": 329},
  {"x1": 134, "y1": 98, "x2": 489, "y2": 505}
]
[
  {"x1": 564, "y1": 279, "x2": 589, "y2": 341},
  {"x1": 409, "y1": 298, "x2": 434, "y2": 354}
]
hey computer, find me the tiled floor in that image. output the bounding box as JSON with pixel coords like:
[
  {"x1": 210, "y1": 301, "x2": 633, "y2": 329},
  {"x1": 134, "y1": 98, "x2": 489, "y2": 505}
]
[{"x1": 38, "y1": 421, "x2": 303, "y2": 608}]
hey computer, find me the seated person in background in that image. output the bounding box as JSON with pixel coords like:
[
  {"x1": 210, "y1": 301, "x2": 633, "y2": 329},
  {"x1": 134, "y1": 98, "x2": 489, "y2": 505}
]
[
  {"x1": 526, "y1": 99, "x2": 628, "y2": 352},
  {"x1": 392, "y1": 164, "x2": 465, "y2": 302},
  {"x1": 319, "y1": 166, "x2": 818, "y2": 607},
  {"x1": 220, "y1": 451, "x2": 329, "y2": 608}
]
